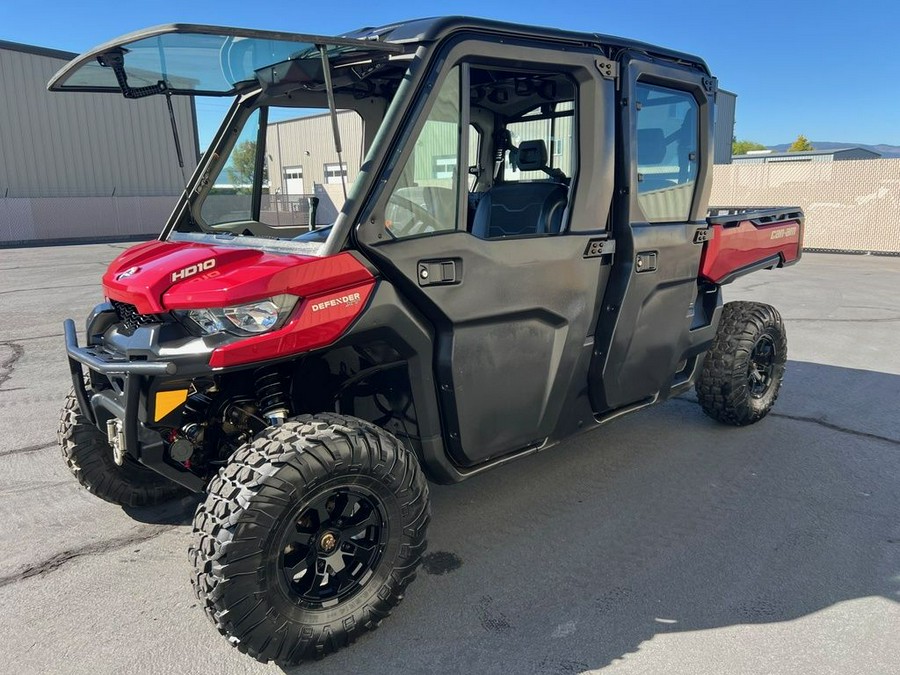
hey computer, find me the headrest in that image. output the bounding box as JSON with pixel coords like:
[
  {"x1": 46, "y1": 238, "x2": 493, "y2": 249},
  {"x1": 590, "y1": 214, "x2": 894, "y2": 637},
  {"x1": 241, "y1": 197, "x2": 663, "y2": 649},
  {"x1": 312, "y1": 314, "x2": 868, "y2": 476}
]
[
  {"x1": 637, "y1": 128, "x2": 667, "y2": 165},
  {"x1": 516, "y1": 139, "x2": 548, "y2": 171}
]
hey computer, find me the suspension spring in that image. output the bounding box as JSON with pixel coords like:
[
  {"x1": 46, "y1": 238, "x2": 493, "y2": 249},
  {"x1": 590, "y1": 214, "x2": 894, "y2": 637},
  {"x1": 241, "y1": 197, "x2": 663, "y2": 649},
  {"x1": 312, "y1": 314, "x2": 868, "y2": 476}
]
[{"x1": 255, "y1": 367, "x2": 289, "y2": 426}]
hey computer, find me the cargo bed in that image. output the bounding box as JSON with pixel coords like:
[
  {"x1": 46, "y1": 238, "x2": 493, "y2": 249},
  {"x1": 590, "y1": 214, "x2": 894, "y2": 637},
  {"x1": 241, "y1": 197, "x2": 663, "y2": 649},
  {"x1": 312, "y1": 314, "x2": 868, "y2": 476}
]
[{"x1": 700, "y1": 207, "x2": 804, "y2": 284}]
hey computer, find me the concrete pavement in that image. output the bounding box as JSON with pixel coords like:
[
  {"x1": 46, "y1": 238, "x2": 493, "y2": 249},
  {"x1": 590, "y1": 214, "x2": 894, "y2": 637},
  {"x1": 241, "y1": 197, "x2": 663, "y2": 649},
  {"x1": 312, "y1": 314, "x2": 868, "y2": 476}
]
[{"x1": 0, "y1": 245, "x2": 897, "y2": 674}]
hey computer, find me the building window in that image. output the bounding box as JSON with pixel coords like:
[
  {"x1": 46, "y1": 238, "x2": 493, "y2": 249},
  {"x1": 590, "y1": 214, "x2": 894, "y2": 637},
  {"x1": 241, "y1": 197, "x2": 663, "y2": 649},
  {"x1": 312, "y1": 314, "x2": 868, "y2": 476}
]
[
  {"x1": 433, "y1": 155, "x2": 457, "y2": 180},
  {"x1": 324, "y1": 162, "x2": 348, "y2": 184}
]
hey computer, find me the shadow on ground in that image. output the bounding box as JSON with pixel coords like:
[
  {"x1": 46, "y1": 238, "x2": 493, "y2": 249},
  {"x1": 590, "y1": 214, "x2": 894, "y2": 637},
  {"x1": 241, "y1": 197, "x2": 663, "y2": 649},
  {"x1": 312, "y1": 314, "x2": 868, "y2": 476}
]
[
  {"x1": 269, "y1": 360, "x2": 900, "y2": 674},
  {"x1": 122, "y1": 494, "x2": 202, "y2": 525}
]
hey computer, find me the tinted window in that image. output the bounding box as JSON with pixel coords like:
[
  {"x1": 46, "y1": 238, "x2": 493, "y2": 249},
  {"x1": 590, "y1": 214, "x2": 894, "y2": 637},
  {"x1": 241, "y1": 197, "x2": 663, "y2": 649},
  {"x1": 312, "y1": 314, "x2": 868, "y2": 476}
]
[
  {"x1": 384, "y1": 67, "x2": 461, "y2": 239},
  {"x1": 635, "y1": 83, "x2": 699, "y2": 222}
]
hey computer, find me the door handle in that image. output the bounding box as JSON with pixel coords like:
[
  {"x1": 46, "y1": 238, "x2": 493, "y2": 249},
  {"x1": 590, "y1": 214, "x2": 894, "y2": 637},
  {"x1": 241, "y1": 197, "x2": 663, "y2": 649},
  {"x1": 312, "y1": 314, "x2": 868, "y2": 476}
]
[
  {"x1": 417, "y1": 259, "x2": 460, "y2": 286},
  {"x1": 635, "y1": 251, "x2": 658, "y2": 273}
]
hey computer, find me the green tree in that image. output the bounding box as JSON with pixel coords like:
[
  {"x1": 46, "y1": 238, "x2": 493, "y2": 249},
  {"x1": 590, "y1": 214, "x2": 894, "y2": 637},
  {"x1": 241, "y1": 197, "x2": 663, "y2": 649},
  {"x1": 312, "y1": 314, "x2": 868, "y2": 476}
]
[
  {"x1": 225, "y1": 140, "x2": 266, "y2": 192},
  {"x1": 788, "y1": 134, "x2": 814, "y2": 152},
  {"x1": 732, "y1": 138, "x2": 769, "y2": 155}
]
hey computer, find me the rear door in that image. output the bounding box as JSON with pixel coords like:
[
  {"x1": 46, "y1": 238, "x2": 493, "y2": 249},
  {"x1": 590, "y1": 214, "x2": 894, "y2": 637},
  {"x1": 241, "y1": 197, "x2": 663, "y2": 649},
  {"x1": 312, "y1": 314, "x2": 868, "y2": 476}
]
[
  {"x1": 356, "y1": 37, "x2": 616, "y2": 467},
  {"x1": 589, "y1": 53, "x2": 718, "y2": 412}
]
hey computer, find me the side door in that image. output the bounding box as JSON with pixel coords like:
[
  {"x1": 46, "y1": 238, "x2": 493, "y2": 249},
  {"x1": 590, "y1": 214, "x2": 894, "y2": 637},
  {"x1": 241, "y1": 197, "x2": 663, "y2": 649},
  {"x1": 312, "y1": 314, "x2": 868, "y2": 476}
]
[
  {"x1": 590, "y1": 53, "x2": 718, "y2": 412},
  {"x1": 356, "y1": 37, "x2": 616, "y2": 468}
]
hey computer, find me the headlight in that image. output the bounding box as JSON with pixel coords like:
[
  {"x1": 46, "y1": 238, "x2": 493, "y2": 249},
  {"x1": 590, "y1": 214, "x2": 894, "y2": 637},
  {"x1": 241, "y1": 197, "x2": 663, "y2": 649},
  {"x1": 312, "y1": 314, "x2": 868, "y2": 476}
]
[{"x1": 175, "y1": 294, "x2": 298, "y2": 336}]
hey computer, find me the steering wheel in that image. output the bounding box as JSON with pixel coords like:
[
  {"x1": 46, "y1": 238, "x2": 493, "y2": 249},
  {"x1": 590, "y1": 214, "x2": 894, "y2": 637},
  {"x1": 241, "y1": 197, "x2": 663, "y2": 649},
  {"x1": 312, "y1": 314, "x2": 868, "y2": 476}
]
[{"x1": 386, "y1": 195, "x2": 444, "y2": 237}]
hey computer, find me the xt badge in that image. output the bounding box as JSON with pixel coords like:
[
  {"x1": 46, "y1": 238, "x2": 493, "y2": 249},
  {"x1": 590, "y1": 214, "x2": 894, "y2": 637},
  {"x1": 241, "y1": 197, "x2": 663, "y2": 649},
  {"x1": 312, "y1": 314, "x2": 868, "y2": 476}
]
[{"x1": 171, "y1": 258, "x2": 216, "y2": 282}]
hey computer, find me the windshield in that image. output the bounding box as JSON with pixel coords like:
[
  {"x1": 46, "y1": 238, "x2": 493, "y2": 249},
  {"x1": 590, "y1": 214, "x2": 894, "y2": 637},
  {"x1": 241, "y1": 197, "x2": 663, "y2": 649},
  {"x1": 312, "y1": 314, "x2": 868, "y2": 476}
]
[
  {"x1": 187, "y1": 104, "x2": 366, "y2": 239},
  {"x1": 50, "y1": 25, "x2": 402, "y2": 95}
]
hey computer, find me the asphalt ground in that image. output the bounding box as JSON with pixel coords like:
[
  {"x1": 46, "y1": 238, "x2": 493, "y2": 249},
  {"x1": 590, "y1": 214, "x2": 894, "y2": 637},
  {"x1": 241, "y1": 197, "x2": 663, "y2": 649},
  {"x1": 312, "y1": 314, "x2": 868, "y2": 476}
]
[{"x1": 0, "y1": 245, "x2": 898, "y2": 675}]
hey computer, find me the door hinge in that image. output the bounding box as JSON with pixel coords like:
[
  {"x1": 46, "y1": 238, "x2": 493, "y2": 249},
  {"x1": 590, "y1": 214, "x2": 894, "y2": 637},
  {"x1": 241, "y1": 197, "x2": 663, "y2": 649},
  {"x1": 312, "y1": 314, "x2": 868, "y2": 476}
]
[
  {"x1": 583, "y1": 238, "x2": 616, "y2": 259},
  {"x1": 693, "y1": 227, "x2": 712, "y2": 244},
  {"x1": 595, "y1": 58, "x2": 619, "y2": 81}
]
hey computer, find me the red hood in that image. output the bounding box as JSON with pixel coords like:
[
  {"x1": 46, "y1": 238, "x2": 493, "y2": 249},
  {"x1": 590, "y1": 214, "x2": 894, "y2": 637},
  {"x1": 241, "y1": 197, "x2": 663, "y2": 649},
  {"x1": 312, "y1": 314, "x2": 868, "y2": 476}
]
[{"x1": 103, "y1": 240, "x2": 371, "y2": 313}]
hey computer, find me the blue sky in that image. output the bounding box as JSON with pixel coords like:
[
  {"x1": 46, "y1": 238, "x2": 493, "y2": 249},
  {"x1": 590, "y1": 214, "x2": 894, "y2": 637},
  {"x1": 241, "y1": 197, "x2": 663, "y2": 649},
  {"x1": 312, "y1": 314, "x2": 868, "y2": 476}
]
[{"x1": 2, "y1": 0, "x2": 898, "y2": 147}]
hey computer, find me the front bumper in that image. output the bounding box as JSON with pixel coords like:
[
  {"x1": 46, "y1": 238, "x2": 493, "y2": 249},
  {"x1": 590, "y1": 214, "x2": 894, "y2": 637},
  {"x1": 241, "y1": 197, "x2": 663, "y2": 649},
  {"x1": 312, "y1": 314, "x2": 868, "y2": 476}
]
[
  {"x1": 64, "y1": 318, "x2": 206, "y2": 491},
  {"x1": 64, "y1": 318, "x2": 176, "y2": 421}
]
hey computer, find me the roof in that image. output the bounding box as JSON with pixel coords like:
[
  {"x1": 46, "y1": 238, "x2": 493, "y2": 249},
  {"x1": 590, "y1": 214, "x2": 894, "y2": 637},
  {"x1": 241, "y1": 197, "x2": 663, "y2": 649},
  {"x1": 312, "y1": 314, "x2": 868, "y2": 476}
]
[
  {"x1": 0, "y1": 39, "x2": 75, "y2": 61},
  {"x1": 344, "y1": 16, "x2": 711, "y2": 75}
]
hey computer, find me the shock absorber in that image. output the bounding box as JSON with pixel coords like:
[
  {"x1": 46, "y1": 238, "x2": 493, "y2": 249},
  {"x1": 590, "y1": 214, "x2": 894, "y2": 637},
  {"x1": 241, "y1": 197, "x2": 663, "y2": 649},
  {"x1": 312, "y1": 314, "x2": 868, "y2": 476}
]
[{"x1": 255, "y1": 366, "x2": 290, "y2": 426}]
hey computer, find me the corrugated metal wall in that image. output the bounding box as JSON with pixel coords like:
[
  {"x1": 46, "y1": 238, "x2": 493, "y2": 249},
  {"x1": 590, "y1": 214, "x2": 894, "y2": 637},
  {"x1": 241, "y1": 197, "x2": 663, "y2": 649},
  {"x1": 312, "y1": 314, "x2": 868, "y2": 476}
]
[
  {"x1": 266, "y1": 111, "x2": 363, "y2": 194},
  {"x1": 733, "y1": 149, "x2": 882, "y2": 165},
  {"x1": 0, "y1": 44, "x2": 197, "y2": 198},
  {"x1": 832, "y1": 148, "x2": 881, "y2": 160},
  {"x1": 714, "y1": 90, "x2": 736, "y2": 165},
  {"x1": 1, "y1": 196, "x2": 182, "y2": 244}
]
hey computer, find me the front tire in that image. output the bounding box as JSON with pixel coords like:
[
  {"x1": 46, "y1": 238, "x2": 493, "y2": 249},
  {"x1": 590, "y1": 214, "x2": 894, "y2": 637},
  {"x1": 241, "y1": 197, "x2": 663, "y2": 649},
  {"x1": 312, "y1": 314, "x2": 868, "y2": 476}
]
[
  {"x1": 695, "y1": 301, "x2": 787, "y2": 426},
  {"x1": 189, "y1": 414, "x2": 430, "y2": 666},
  {"x1": 58, "y1": 391, "x2": 188, "y2": 507}
]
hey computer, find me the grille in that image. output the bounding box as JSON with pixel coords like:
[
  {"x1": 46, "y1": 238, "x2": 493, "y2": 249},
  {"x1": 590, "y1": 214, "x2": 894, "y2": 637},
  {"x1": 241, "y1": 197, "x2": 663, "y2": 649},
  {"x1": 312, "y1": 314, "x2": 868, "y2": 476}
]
[{"x1": 111, "y1": 300, "x2": 158, "y2": 334}]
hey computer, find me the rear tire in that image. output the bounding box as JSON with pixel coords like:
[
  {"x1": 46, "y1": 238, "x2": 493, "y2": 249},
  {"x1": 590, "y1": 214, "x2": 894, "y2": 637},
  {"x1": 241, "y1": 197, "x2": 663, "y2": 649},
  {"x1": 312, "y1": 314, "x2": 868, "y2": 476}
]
[
  {"x1": 58, "y1": 390, "x2": 188, "y2": 507},
  {"x1": 695, "y1": 301, "x2": 787, "y2": 426},
  {"x1": 189, "y1": 413, "x2": 429, "y2": 666}
]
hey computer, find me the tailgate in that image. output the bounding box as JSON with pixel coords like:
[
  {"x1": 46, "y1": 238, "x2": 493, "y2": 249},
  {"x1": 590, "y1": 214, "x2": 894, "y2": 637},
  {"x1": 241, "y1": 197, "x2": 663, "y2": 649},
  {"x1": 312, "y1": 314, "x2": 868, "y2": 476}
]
[{"x1": 700, "y1": 207, "x2": 804, "y2": 284}]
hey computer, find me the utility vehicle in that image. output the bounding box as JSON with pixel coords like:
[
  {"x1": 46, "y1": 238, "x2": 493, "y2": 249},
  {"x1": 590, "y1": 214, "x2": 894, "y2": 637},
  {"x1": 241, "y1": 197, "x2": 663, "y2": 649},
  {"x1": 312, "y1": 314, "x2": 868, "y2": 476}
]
[{"x1": 53, "y1": 17, "x2": 803, "y2": 665}]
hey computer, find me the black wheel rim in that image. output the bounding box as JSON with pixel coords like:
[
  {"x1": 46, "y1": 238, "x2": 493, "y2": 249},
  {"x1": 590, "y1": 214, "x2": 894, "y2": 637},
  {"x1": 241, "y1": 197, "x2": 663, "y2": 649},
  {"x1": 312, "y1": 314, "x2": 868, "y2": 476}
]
[
  {"x1": 278, "y1": 487, "x2": 387, "y2": 609},
  {"x1": 748, "y1": 335, "x2": 777, "y2": 398}
]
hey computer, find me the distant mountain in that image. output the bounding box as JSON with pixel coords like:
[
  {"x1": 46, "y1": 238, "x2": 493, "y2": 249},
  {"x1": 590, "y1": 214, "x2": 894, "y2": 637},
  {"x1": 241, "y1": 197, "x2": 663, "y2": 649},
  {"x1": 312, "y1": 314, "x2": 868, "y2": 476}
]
[{"x1": 767, "y1": 141, "x2": 900, "y2": 158}]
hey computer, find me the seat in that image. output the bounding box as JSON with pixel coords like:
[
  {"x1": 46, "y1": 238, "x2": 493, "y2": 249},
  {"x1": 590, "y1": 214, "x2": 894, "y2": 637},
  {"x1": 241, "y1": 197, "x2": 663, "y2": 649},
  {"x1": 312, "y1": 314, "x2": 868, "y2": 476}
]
[{"x1": 472, "y1": 140, "x2": 568, "y2": 239}]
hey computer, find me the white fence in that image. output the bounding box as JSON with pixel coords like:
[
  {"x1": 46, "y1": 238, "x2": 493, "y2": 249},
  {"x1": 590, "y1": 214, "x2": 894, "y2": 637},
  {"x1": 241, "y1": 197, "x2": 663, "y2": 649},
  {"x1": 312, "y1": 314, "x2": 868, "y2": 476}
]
[
  {"x1": 4, "y1": 159, "x2": 899, "y2": 252},
  {"x1": 711, "y1": 158, "x2": 900, "y2": 253}
]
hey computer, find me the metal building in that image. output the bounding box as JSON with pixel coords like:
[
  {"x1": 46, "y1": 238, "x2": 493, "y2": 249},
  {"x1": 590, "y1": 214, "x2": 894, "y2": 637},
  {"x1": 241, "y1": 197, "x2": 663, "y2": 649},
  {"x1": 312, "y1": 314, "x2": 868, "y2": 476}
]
[
  {"x1": 732, "y1": 147, "x2": 882, "y2": 164},
  {"x1": 0, "y1": 39, "x2": 198, "y2": 245},
  {"x1": 266, "y1": 110, "x2": 364, "y2": 195}
]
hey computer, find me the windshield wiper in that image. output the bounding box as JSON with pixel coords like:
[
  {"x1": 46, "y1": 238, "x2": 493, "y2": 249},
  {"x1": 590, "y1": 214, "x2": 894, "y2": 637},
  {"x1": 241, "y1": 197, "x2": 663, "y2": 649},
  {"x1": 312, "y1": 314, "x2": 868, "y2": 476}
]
[
  {"x1": 158, "y1": 39, "x2": 188, "y2": 184},
  {"x1": 97, "y1": 47, "x2": 188, "y2": 184}
]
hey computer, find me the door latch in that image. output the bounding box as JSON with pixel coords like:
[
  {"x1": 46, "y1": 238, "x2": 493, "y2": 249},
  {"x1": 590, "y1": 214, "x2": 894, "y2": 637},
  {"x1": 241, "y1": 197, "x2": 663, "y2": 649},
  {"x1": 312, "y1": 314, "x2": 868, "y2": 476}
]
[
  {"x1": 417, "y1": 259, "x2": 460, "y2": 286},
  {"x1": 635, "y1": 251, "x2": 658, "y2": 273}
]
